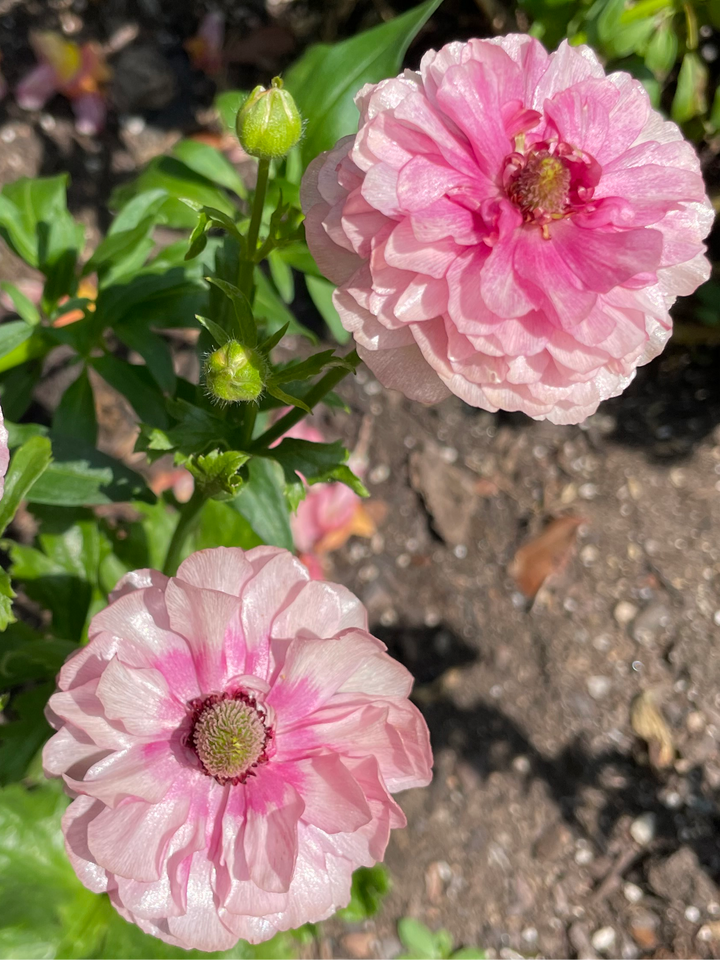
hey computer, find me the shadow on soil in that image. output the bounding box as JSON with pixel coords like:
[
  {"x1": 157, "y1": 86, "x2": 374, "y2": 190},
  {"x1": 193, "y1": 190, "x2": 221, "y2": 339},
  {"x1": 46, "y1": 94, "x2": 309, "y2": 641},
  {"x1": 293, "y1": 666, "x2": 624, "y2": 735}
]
[{"x1": 381, "y1": 621, "x2": 720, "y2": 892}]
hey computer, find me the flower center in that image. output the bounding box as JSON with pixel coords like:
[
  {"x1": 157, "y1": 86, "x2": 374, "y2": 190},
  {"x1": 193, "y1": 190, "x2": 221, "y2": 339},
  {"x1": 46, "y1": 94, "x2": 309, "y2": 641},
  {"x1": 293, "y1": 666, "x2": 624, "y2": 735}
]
[
  {"x1": 508, "y1": 150, "x2": 570, "y2": 218},
  {"x1": 189, "y1": 692, "x2": 271, "y2": 784}
]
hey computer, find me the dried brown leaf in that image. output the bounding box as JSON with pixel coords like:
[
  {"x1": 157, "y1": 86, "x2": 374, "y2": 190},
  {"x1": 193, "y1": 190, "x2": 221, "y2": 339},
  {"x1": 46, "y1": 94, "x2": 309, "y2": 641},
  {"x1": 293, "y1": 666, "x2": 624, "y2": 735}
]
[
  {"x1": 509, "y1": 515, "x2": 583, "y2": 599},
  {"x1": 631, "y1": 691, "x2": 675, "y2": 769}
]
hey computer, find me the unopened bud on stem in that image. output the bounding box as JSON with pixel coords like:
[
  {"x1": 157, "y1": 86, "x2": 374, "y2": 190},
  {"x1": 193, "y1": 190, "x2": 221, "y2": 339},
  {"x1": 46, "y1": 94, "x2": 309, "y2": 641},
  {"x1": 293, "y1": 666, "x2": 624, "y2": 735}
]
[
  {"x1": 236, "y1": 77, "x2": 302, "y2": 160},
  {"x1": 205, "y1": 341, "x2": 266, "y2": 403}
]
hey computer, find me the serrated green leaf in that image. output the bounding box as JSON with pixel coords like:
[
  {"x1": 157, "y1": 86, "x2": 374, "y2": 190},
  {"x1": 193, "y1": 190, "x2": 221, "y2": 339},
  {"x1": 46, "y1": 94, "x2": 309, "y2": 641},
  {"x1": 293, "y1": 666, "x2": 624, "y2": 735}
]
[
  {"x1": 260, "y1": 437, "x2": 367, "y2": 512},
  {"x1": 0, "y1": 436, "x2": 53, "y2": 537},
  {"x1": 285, "y1": 0, "x2": 443, "y2": 167},
  {"x1": 53, "y1": 368, "x2": 98, "y2": 445},
  {"x1": 185, "y1": 449, "x2": 250, "y2": 498}
]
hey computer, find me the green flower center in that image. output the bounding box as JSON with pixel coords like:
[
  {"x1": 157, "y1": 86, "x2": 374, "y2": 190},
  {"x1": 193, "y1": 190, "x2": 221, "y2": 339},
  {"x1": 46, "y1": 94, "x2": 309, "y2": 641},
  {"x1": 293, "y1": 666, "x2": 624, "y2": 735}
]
[
  {"x1": 192, "y1": 696, "x2": 267, "y2": 784},
  {"x1": 511, "y1": 151, "x2": 570, "y2": 217}
]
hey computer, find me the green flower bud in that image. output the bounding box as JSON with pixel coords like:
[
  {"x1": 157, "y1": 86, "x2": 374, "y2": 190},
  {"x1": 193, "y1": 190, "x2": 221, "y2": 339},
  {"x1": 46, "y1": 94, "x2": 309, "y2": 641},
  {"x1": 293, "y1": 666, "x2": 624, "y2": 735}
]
[
  {"x1": 205, "y1": 341, "x2": 266, "y2": 403},
  {"x1": 236, "y1": 78, "x2": 302, "y2": 160}
]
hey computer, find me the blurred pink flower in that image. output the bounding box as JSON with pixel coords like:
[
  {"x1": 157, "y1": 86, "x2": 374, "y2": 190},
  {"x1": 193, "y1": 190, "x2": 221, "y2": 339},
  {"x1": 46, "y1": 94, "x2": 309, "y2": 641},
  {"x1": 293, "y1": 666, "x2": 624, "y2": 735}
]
[
  {"x1": 44, "y1": 547, "x2": 432, "y2": 950},
  {"x1": 0, "y1": 406, "x2": 8, "y2": 500},
  {"x1": 185, "y1": 11, "x2": 225, "y2": 76},
  {"x1": 301, "y1": 36, "x2": 712, "y2": 424},
  {"x1": 16, "y1": 32, "x2": 110, "y2": 135},
  {"x1": 272, "y1": 416, "x2": 377, "y2": 576}
]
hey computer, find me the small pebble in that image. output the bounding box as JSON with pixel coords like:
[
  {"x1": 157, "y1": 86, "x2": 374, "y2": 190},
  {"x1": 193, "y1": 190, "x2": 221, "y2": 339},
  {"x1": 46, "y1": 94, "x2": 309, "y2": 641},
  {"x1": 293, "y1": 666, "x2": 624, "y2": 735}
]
[
  {"x1": 630, "y1": 812, "x2": 656, "y2": 846},
  {"x1": 580, "y1": 544, "x2": 599, "y2": 565},
  {"x1": 614, "y1": 601, "x2": 638, "y2": 626},
  {"x1": 587, "y1": 675, "x2": 611, "y2": 700},
  {"x1": 521, "y1": 927, "x2": 538, "y2": 945},
  {"x1": 624, "y1": 882, "x2": 644, "y2": 904},
  {"x1": 512, "y1": 755, "x2": 531, "y2": 775},
  {"x1": 696, "y1": 923, "x2": 720, "y2": 942},
  {"x1": 368, "y1": 463, "x2": 390, "y2": 484},
  {"x1": 687, "y1": 711, "x2": 707, "y2": 734},
  {"x1": 439, "y1": 446, "x2": 458, "y2": 464},
  {"x1": 575, "y1": 845, "x2": 594, "y2": 866},
  {"x1": 685, "y1": 906, "x2": 701, "y2": 923},
  {"x1": 591, "y1": 926, "x2": 616, "y2": 953}
]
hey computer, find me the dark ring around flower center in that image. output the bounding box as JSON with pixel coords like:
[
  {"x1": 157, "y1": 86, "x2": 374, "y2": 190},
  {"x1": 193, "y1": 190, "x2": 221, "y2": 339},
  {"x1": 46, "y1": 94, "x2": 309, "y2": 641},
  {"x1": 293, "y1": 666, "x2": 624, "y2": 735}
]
[{"x1": 187, "y1": 690, "x2": 273, "y2": 785}]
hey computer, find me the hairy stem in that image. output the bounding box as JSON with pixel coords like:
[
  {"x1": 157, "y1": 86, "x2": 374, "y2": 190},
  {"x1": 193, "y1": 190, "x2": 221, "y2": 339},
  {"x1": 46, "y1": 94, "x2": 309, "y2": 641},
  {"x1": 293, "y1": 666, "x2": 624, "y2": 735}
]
[
  {"x1": 250, "y1": 349, "x2": 361, "y2": 450},
  {"x1": 237, "y1": 157, "x2": 271, "y2": 299},
  {"x1": 162, "y1": 489, "x2": 207, "y2": 576}
]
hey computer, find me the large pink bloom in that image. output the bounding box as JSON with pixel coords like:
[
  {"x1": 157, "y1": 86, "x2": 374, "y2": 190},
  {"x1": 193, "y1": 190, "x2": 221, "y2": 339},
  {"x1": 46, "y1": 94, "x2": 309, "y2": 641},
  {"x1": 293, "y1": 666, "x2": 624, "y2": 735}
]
[
  {"x1": 301, "y1": 36, "x2": 713, "y2": 424},
  {"x1": 43, "y1": 547, "x2": 431, "y2": 951}
]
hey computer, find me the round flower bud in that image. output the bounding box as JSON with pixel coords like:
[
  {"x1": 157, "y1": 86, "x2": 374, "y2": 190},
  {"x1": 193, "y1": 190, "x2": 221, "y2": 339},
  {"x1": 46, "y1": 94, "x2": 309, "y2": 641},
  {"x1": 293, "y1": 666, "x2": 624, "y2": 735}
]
[
  {"x1": 205, "y1": 340, "x2": 265, "y2": 403},
  {"x1": 236, "y1": 77, "x2": 302, "y2": 160}
]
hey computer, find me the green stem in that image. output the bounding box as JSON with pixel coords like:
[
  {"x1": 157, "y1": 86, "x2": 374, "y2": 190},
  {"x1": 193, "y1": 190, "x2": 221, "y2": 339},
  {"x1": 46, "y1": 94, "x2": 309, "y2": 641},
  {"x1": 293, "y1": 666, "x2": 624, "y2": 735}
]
[
  {"x1": 250, "y1": 348, "x2": 361, "y2": 450},
  {"x1": 237, "y1": 157, "x2": 271, "y2": 299},
  {"x1": 162, "y1": 489, "x2": 207, "y2": 576},
  {"x1": 240, "y1": 403, "x2": 258, "y2": 447}
]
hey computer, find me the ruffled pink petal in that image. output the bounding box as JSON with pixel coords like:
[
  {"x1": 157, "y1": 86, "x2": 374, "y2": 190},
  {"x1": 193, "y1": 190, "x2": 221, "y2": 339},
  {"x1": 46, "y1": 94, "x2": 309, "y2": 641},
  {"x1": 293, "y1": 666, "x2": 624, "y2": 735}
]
[
  {"x1": 244, "y1": 767, "x2": 304, "y2": 893},
  {"x1": 287, "y1": 753, "x2": 372, "y2": 833},
  {"x1": 95, "y1": 656, "x2": 185, "y2": 737}
]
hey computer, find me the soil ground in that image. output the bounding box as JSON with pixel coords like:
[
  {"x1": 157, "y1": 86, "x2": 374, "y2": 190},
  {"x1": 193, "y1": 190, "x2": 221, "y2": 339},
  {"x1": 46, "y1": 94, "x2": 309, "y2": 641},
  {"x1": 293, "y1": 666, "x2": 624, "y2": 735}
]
[{"x1": 3, "y1": 2, "x2": 720, "y2": 958}]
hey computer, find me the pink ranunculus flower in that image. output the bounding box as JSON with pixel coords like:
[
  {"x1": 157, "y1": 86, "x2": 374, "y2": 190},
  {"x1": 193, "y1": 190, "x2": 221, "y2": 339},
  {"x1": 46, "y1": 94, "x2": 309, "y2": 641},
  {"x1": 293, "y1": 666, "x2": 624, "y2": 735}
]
[
  {"x1": 0, "y1": 405, "x2": 8, "y2": 500},
  {"x1": 16, "y1": 32, "x2": 110, "y2": 135},
  {"x1": 43, "y1": 547, "x2": 432, "y2": 951},
  {"x1": 301, "y1": 36, "x2": 713, "y2": 424},
  {"x1": 271, "y1": 416, "x2": 376, "y2": 577}
]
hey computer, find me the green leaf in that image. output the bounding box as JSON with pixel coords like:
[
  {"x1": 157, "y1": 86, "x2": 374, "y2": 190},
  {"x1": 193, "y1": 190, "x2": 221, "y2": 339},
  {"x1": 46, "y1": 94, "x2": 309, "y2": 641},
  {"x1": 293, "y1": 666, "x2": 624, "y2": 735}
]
[
  {"x1": 0, "y1": 321, "x2": 35, "y2": 362},
  {"x1": 645, "y1": 21, "x2": 678, "y2": 78},
  {"x1": 336, "y1": 866, "x2": 391, "y2": 923},
  {"x1": 285, "y1": 0, "x2": 443, "y2": 167},
  {"x1": 233, "y1": 456, "x2": 294, "y2": 550},
  {"x1": 266, "y1": 384, "x2": 311, "y2": 414},
  {"x1": 94, "y1": 265, "x2": 205, "y2": 329},
  {"x1": 265, "y1": 437, "x2": 368, "y2": 510},
  {"x1": 194, "y1": 498, "x2": 263, "y2": 550},
  {"x1": 92, "y1": 355, "x2": 169, "y2": 428},
  {"x1": 114, "y1": 322, "x2": 176, "y2": 394},
  {"x1": 186, "y1": 211, "x2": 210, "y2": 260},
  {"x1": 0, "y1": 569, "x2": 15, "y2": 630},
  {"x1": 206, "y1": 276, "x2": 257, "y2": 346},
  {"x1": 672, "y1": 52, "x2": 708, "y2": 123},
  {"x1": 27, "y1": 435, "x2": 154, "y2": 506},
  {"x1": 185, "y1": 449, "x2": 250, "y2": 498},
  {"x1": 0, "y1": 684, "x2": 54, "y2": 785},
  {"x1": 0, "y1": 626, "x2": 76, "y2": 686},
  {"x1": 0, "y1": 282, "x2": 40, "y2": 326},
  {"x1": 254, "y1": 268, "x2": 316, "y2": 342},
  {"x1": 450, "y1": 949, "x2": 488, "y2": 959},
  {"x1": 196, "y1": 313, "x2": 232, "y2": 346},
  {"x1": 398, "y1": 919, "x2": 446, "y2": 959},
  {"x1": 173, "y1": 139, "x2": 248, "y2": 198},
  {"x1": 110, "y1": 156, "x2": 237, "y2": 230},
  {"x1": 53, "y1": 368, "x2": 98, "y2": 445},
  {"x1": 306, "y1": 274, "x2": 350, "y2": 344},
  {"x1": 0, "y1": 436, "x2": 53, "y2": 537},
  {"x1": 268, "y1": 248, "x2": 295, "y2": 303},
  {"x1": 215, "y1": 89, "x2": 248, "y2": 133},
  {"x1": 270, "y1": 349, "x2": 350, "y2": 385}
]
